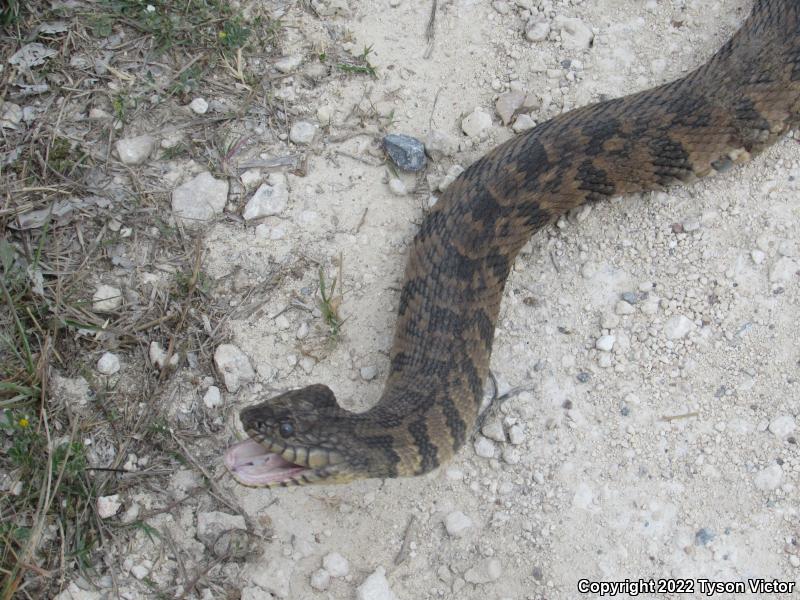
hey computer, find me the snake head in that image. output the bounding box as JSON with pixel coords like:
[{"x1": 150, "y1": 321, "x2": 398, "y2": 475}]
[{"x1": 224, "y1": 384, "x2": 372, "y2": 487}]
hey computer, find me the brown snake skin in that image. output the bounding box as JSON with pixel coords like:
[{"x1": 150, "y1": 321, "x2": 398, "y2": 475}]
[{"x1": 225, "y1": 0, "x2": 800, "y2": 487}]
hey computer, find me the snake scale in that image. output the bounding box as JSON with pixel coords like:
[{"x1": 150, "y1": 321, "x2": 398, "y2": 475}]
[{"x1": 225, "y1": 0, "x2": 800, "y2": 486}]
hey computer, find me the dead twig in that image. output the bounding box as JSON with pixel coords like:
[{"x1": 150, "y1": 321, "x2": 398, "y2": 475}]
[
  {"x1": 237, "y1": 155, "x2": 303, "y2": 171},
  {"x1": 660, "y1": 412, "x2": 699, "y2": 422},
  {"x1": 424, "y1": 0, "x2": 438, "y2": 59},
  {"x1": 394, "y1": 515, "x2": 417, "y2": 566}
]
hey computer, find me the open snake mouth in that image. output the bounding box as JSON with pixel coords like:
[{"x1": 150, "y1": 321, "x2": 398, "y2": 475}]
[{"x1": 224, "y1": 433, "x2": 345, "y2": 487}]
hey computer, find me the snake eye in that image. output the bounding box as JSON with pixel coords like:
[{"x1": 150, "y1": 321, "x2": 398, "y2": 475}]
[{"x1": 279, "y1": 422, "x2": 294, "y2": 438}]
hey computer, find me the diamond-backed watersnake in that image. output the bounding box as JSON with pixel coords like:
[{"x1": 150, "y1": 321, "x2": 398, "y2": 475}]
[{"x1": 225, "y1": 0, "x2": 800, "y2": 486}]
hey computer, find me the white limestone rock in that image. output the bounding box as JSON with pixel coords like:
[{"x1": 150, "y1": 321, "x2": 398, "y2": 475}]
[
  {"x1": 172, "y1": 172, "x2": 229, "y2": 227},
  {"x1": 214, "y1": 344, "x2": 255, "y2": 392}
]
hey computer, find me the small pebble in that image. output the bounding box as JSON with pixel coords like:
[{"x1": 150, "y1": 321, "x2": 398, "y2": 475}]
[
  {"x1": 751, "y1": 249, "x2": 766, "y2": 265},
  {"x1": 296, "y1": 322, "x2": 310, "y2": 340},
  {"x1": 360, "y1": 365, "x2": 378, "y2": 381},
  {"x1": 615, "y1": 300, "x2": 635, "y2": 315},
  {"x1": 525, "y1": 19, "x2": 551, "y2": 42},
  {"x1": 356, "y1": 567, "x2": 397, "y2": 600},
  {"x1": 481, "y1": 418, "x2": 506, "y2": 442},
  {"x1": 203, "y1": 386, "x2": 222, "y2": 409},
  {"x1": 289, "y1": 121, "x2": 317, "y2": 145},
  {"x1": 682, "y1": 217, "x2": 701, "y2": 232},
  {"x1": 444, "y1": 511, "x2": 473, "y2": 538},
  {"x1": 474, "y1": 435, "x2": 495, "y2": 458},
  {"x1": 464, "y1": 558, "x2": 502, "y2": 584},
  {"x1": 495, "y1": 90, "x2": 525, "y2": 125},
  {"x1": 115, "y1": 134, "x2": 155, "y2": 165},
  {"x1": 555, "y1": 16, "x2": 593, "y2": 50},
  {"x1": 446, "y1": 467, "x2": 464, "y2": 480},
  {"x1": 512, "y1": 114, "x2": 536, "y2": 132},
  {"x1": 96, "y1": 352, "x2": 120, "y2": 375},
  {"x1": 300, "y1": 356, "x2": 315, "y2": 374},
  {"x1": 492, "y1": 0, "x2": 510, "y2": 14},
  {"x1": 461, "y1": 108, "x2": 492, "y2": 138},
  {"x1": 317, "y1": 105, "x2": 333, "y2": 125},
  {"x1": 388, "y1": 178, "x2": 408, "y2": 196},
  {"x1": 243, "y1": 182, "x2": 289, "y2": 220},
  {"x1": 508, "y1": 424, "x2": 525, "y2": 445},
  {"x1": 97, "y1": 494, "x2": 121, "y2": 518},
  {"x1": 275, "y1": 54, "x2": 303, "y2": 73},
  {"x1": 172, "y1": 172, "x2": 229, "y2": 226},
  {"x1": 213, "y1": 344, "x2": 255, "y2": 392},
  {"x1": 664, "y1": 315, "x2": 693, "y2": 340},
  {"x1": 0, "y1": 102, "x2": 23, "y2": 128},
  {"x1": 149, "y1": 341, "x2": 179, "y2": 370},
  {"x1": 189, "y1": 97, "x2": 208, "y2": 114},
  {"x1": 754, "y1": 463, "x2": 783, "y2": 491},
  {"x1": 424, "y1": 129, "x2": 457, "y2": 161},
  {"x1": 93, "y1": 284, "x2": 122, "y2": 312},
  {"x1": 695, "y1": 528, "x2": 715, "y2": 546},
  {"x1": 323, "y1": 552, "x2": 350, "y2": 578},
  {"x1": 88, "y1": 107, "x2": 112, "y2": 121},
  {"x1": 310, "y1": 569, "x2": 331, "y2": 591},
  {"x1": 438, "y1": 165, "x2": 465, "y2": 191},
  {"x1": 768, "y1": 415, "x2": 796, "y2": 438},
  {"x1": 383, "y1": 134, "x2": 427, "y2": 172},
  {"x1": 595, "y1": 335, "x2": 615, "y2": 352},
  {"x1": 130, "y1": 562, "x2": 152, "y2": 580},
  {"x1": 502, "y1": 447, "x2": 520, "y2": 464}
]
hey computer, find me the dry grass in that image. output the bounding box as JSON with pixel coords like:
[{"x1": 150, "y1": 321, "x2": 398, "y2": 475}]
[{"x1": 0, "y1": 1, "x2": 286, "y2": 597}]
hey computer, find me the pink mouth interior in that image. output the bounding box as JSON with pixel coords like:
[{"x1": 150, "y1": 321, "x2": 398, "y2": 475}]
[{"x1": 224, "y1": 439, "x2": 307, "y2": 486}]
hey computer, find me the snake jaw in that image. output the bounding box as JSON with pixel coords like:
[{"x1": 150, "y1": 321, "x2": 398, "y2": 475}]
[{"x1": 224, "y1": 433, "x2": 348, "y2": 487}]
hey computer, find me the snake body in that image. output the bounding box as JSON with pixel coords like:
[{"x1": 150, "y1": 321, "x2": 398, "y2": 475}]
[{"x1": 225, "y1": 0, "x2": 800, "y2": 486}]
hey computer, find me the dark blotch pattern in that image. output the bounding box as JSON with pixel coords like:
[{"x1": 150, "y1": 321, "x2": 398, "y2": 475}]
[
  {"x1": 407, "y1": 417, "x2": 438, "y2": 474},
  {"x1": 360, "y1": 435, "x2": 401, "y2": 478},
  {"x1": 582, "y1": 117, "x2": 622, "y2": 156},
  {"x1": 439, "y1": 395, "x2": 468, "y2": 451},
  {"x1": 576, "y1": 160, "x2": 616, "y2": 199}
]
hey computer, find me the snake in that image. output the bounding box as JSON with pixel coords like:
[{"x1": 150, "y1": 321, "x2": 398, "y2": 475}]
[{"x1": 225, "y1": 0, "x2": 800, "y2": 487}]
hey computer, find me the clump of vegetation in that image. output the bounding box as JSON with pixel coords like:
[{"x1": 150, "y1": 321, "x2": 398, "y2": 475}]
[
  {"x1": 0, "y1": 230, "x2": 98, "y2": 597},
  {"x1": 1, "y1": 0, "x2": 280, "y2": 594},
  {"x1": 2, "y1": 414, "x2": 96, "y2": 595},
  {"x1": 335, "y1": 44, "x2": 378, "y2": 78},
  {"x1": 317, "y1": 267, "x2": 344, "y2": 339},
  {"x1": 92, "y1": 0, "x2": 260, "y2": 56}
]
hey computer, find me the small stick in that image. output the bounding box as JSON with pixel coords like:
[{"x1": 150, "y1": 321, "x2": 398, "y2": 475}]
[
  {"x1": 237, "y1": 155, "x2": 302, "y2": 170},
  {"x1": 131, "y1": 313, "x2": 177, "y2": 333},
  {"x1": 660, "y1": 411, "x2": 699, "y2": 422},
  {"x1": 335, "y1": 150, "x2": 381, "y2": 167},
  {"x1": 356, "y1": 207, "x2": 369, "y2": 233},
  {"x1": 424, "y1": 0, "x2": 438, "y2": 59},
  {"x1": 549, "y1": 250, "x2": 561, "y2": 273},
  {"x1": 394, "y1": 515, "x2": 416, "y2": 566}
]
